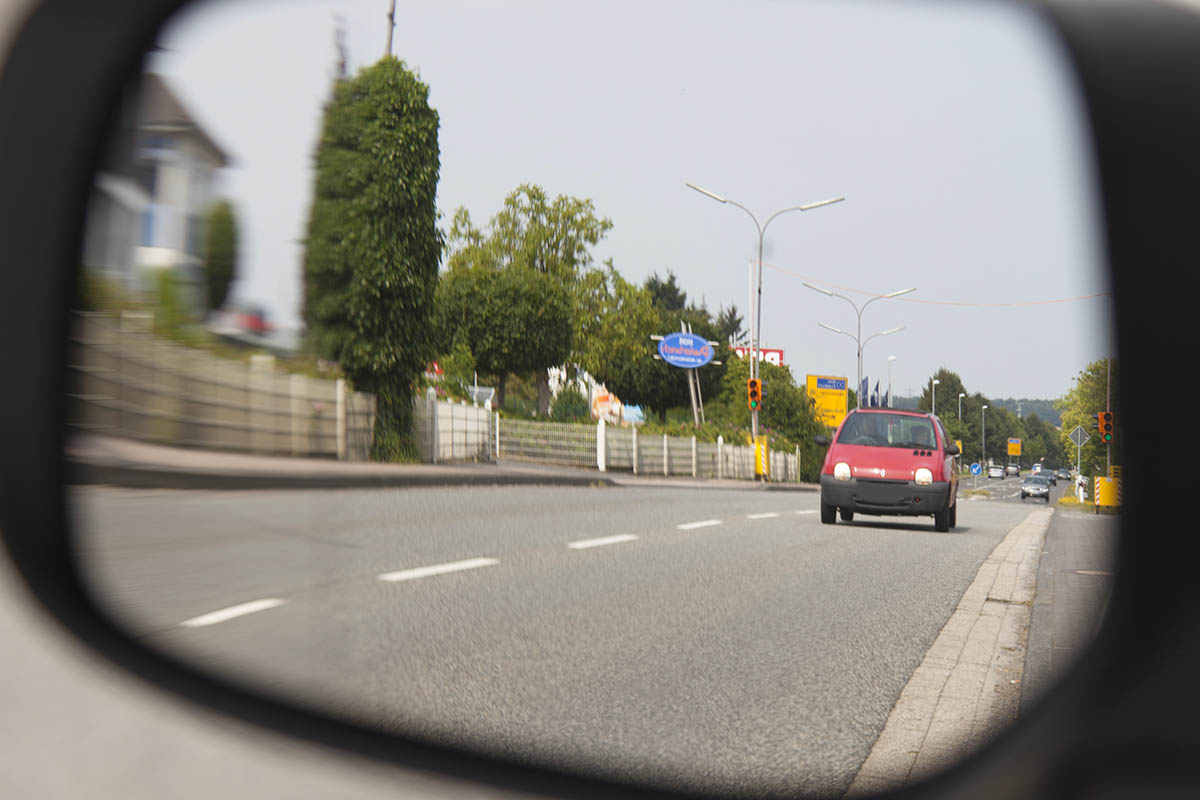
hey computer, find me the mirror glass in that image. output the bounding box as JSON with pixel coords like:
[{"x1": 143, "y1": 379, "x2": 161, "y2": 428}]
[{"x1": 68, "y1": 0, "x2": 1120, "y2": 794}]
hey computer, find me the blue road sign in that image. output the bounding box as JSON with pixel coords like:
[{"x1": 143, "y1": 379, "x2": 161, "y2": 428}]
[
  {"x1": 970, "y1": 462, "x2": 982, "y2": 475},
  {"x1": 658, "y1": 332, "x2": 714, "y2": 369}
]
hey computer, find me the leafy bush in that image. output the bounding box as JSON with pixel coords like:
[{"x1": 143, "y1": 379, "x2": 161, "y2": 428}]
[{"x1": 551, "y1": 386, "x2": 590, "y2": 422}]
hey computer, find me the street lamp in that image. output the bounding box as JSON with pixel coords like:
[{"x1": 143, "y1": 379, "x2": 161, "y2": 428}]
[
  {"x1": 816, "y1": 323, "x2": 904, "y2": 408},
  {"x1": 982, "y1": 404, "x2": 989, "y2": 468},
  {"x1": 888, "y1": 355, "x2": 897, "y2": 408},
  {"x1": 688, "y1": 183, "x2": 844, "y2": 441},
  {"x1": 932, "y1": 378, "x2": 940, "y2": 416},
  {"x1": 807, "y1": 281, "x2": 914, "y2": 409},
  {"x1": 958, "y1": 392, "x2": 965, "y2": 420}
]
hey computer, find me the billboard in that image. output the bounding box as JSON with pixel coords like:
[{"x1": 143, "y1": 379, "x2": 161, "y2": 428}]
[
  {"x1": 1008, "y1": 438, "x2": 1022, "y2": 456},
  {"x1": 733, "y1": 346, "x2": 784, "y2": 366},
  {"x1": 657, "y1": 332, "x2": 714, "y2": 368},
  {"x1": 806, "y1": 375, "x2": 849, "y2": 429}
]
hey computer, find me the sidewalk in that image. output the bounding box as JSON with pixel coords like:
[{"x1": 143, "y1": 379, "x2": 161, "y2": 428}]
[{"x1": 66, "y1": 435, "x2": 817, "y2": 493}]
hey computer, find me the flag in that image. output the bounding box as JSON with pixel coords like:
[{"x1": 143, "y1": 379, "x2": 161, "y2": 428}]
[
  {"x1": 872, "y1": 380, "x2": 880, "y2": 408},
  {"x1": 882, "y1": 389, "x2": 890, "y2": 408},
  {"x1": 861, "y1": 376, "x2": 868, "y2": 406}
]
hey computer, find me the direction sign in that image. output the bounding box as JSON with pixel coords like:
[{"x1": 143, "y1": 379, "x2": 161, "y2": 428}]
[
  {"x1": 1007, "y1": 437, "x2": 1022, "y2": 456},
  {"x1": 1068, "y1": 425, "x2": 1090, "y2": 448},
  {"x1": 806, "y1": 375, "x2": 849, "y2": 429},
  {"x1": 970, "y1": 462, "x2": 982, "y2": 476}
]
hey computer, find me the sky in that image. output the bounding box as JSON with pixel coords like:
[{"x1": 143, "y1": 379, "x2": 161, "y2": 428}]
[{"x1": 146, "y1": 0, "x2": 1113, "y2": 401}]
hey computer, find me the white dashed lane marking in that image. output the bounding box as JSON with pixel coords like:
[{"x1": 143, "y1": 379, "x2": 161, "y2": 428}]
[
  {"x1": 180, "y1": 598, "x2": 286, "y2": 628},
  {"x1": 677, "y1": 519, "x2": 722, "y2": 530},
  {"x1": 379, "y1": 557, "x2": 500, "y2": 583},
  {"x1": 568, "y1": 534, "x2": 639, "y2": 550},
  {"x1": 747, "y1": 512, "x2": 780, "y2": 520}
]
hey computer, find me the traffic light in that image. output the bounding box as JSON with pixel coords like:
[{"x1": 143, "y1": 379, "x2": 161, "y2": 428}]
[
  {"x1": 747, "y1": 378, "x2": 762, "y2": 411},
  {"x1": 1097, "y1": 411, "x2": 1114, "y2": 443}
]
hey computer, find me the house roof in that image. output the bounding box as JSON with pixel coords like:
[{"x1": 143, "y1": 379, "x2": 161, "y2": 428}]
[{"x1": 136, "y1": 73, "x2": 231, "y2": 167}]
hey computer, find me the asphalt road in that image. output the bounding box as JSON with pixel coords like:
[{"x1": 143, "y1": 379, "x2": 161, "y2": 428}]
[
  {"x1": 71, "y1": 485, "x2": 1048, "y2": 798},
  {"x1": 959, "y1": 471, "x2": 1072, "y2": 505}
]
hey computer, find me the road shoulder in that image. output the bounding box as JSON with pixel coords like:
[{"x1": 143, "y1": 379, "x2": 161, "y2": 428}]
[{"x1": 845, "y1": 507, "x2": 1052, "y2": 796}]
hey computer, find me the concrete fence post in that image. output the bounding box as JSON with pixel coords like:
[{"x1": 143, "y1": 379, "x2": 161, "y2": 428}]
[
  {"x1": 691, "y1": 436, "x2": 697, "y2": 478},
  {"x1": 334, "y1": 378, "x2": 347, "y2": 460},
  {"x1": 495, "y1": 411, "x2": 500, "y2": 460},
  {"x1": 290, "y1": 373, "x2": 305, "y2": 456},
  {"x1": 795, "y1": 446, "x2": 801, "y2": 482},
  {"x1": 717, "y1": 435, "x2": 724, "y2": 479},
  {"x1": 632, "y1": 425, "x2": 638, "y2": 475},
  {"x1": 251, "y1": 353, "x2": 276, "y2": 455},
  {"x1": 426, "y1": 386, "x2": 438, "y2": 464},
  {"x1": 597, "y1": 417, "x2": 607, "y2": 472},
  {"x1": 663, "y1": 434, "x2": 669, "y2": 476}
]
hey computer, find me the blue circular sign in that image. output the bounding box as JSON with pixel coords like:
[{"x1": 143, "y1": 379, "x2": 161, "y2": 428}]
[
  {"x1": 970, "y1": 462, "x2": 982, "y2": 475},
  {"x1": 658, "y1": 332, "x2": 714, "y2": 369}
]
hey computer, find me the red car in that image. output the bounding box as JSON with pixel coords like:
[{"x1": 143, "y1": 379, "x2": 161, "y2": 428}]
[{"x1": 814, "y1": 408, "x2": 961, "y2": 532}]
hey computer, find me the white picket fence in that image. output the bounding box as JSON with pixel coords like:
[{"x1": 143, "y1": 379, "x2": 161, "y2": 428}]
[{"x1": 411, "y1": 391, "x2": 800, "y2": 482}]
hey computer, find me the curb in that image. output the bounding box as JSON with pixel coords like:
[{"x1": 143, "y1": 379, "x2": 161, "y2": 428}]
[{"x1": 67, "y1": 462, "x2": 618, "y2": 492}]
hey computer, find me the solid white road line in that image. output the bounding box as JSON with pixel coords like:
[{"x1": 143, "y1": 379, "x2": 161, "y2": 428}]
[
  {"x1": 568, "y1": 534, "x2": 639, "y2": 550},
  {"x1": 180, "y1": 598, "x2": 286, "y2": 628},
  {"x1": 677, "y1": 519, "x2": 722, "y2": 530},
  {"x1": 379, "y1": 557, "x2": 500, "y2": 583},
  {"x1": 747, "y1": 512, "x2": 780, "y2": 520}
]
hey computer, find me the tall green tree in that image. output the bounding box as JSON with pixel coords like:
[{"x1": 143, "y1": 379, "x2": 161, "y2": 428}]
[
  {"x1": 645, "y1": 270, "x2": 687, "y2": 311},
  {"x1": 302, "y1": 56, "x2": 443, "y2": 460},
  {"x1": 716, "y1": 304, "x2": 746, "y2": 346},
  {"x1": 446, "y1": 184, "x2": 612, "y2": 413},
  {"x1": 434, "y1": 265, "x2": 573, "y2": 409},
  {"x1": 202, "y1": 199, "x2": 237, "y2": 312}
]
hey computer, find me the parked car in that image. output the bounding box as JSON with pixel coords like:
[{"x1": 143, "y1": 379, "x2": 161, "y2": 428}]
[
  {"x1": 1021, "y1": 474, "x2": 1052, "y2": 502},
  {"x1": 814, "y1": 409, "x2": 959, "y2": 532},
  {"x1": 988, "y1": 464, "x2": 1005, "y2": 479}
]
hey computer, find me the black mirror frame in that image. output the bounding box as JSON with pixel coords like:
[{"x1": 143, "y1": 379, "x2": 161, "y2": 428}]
[{"x1": 1, "y1": 0, "x2": 1197, "y2": 798}]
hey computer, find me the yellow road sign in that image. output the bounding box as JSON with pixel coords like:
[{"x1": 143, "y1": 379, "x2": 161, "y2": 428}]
[
  {"x1": 806, "y1": 375, "x2": 848, "y2": 429},
  {"x1": 1007, "y1": 438, "x2": 1022, "y2": 456}
]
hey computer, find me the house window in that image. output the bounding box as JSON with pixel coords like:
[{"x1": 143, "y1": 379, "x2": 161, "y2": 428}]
[{"x1": 140, "y1": 207, "x2": 155, "y2": 246}]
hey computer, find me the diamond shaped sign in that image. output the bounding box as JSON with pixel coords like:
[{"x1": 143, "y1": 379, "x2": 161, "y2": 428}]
[{"x1": 1069, "y1": 425, "x2": 1090, "y2": 448}]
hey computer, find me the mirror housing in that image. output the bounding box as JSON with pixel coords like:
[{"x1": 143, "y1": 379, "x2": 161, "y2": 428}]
[
  {"x1": 814, "y1": 434, "x2": 829, "y2": 447},
  {"x1": 946, "y1": 443, "x2": 960, "y2": 456}
]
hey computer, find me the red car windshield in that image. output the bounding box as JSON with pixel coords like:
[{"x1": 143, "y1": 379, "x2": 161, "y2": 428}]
[{"x1": 836, "y1": 412, "x2": 938, "y2": 449}]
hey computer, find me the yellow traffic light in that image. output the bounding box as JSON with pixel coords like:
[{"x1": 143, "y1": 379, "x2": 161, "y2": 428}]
[{"x1": 747, "y1": 378, "x2": 761, "y2": 411}]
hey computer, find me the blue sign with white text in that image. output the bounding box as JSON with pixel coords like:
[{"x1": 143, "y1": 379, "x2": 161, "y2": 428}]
[
  {"x1": 816, "y1": 377, "x2": 847, "y2": 391},
  {"x1": 658, "y1": 332, "x2": 714, "y2": 369}
]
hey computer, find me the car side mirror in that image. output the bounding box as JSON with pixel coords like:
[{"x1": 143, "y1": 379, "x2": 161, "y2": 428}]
[
  {"x1": 946, "y1": 443, "x2": 960, "y2": 456},
  {"x1": 814, "y1": 434, "x2": 829, "y2": 447}
]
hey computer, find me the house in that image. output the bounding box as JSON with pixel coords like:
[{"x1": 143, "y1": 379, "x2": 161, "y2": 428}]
[{"x1": 82, "y1": 72, "x2": 230, "y2": 314}]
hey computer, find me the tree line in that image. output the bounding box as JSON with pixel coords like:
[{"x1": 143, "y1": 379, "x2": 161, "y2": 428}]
[{"x1": 296, "y1": 55, "x2": 1118, "y2": 479}]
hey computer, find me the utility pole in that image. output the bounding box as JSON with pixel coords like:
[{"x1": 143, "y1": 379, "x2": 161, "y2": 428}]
[
  {"x1": 385, "y1": 0, "x2": 396, "y2": 57},
  {"x1": 1106, "y1": 356, "x2": 1111, "y2": 473}
]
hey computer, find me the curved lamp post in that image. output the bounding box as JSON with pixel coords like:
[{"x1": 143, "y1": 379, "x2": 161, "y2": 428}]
[
  {"x1": 687, "y1": 182, "x2": 844, "y2": 440},
  {"x1": 805, "y1": 283, "x2": 915, "y2": 409}
]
